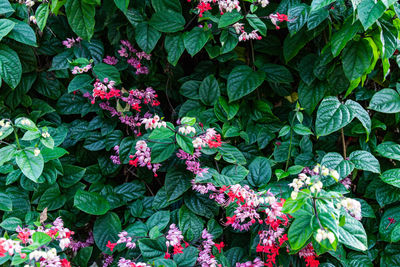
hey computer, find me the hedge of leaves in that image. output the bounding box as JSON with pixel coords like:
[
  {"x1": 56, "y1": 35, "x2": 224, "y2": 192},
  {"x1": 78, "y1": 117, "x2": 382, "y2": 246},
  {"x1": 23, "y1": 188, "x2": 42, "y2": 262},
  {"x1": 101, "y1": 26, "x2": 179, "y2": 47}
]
[{"x1": 0, "y1": 0, "x2": 400, "y2": 266}]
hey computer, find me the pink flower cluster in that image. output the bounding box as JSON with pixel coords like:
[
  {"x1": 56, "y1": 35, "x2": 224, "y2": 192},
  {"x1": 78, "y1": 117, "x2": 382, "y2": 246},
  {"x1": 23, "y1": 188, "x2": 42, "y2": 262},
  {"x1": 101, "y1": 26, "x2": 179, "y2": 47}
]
[
  {"x1": 197, "y1": 229, "x2": 218, "y2": 267},
  {"x1": 103, "y1": 56, "x2": 119, "y2": 65},
  {"x1": 177, "y1": 149, "x2": 209, "y2": 176},
  {"x1": 118, "y1": 258, "x2": 150, "y2": 267},
  {"x1": 70, "y1": 232, "x2": 94, "y2": 252},
  {"x1": 193, "y1": 0, "x2": 241, "y2": 17},
  {"x1": 71, "y1": 64, "x2": 92, "y2": 74},
  {"x1": 129, "y1": 140, "x2": 161, "y2": 177},
  {"x1": 269, "y1": 13, "x2": 290, "y2": 29},
  {"x1": 116, "y1": 231, "x2": 136, "y2": 249},
  {"x1": 165, "y1": 224, "x2": 186, "y2": 259},
  {"x1": 298, "y1": 243, "x2": 320, "y2": 267},
  {"x1": 115, "y1": 40, "x2": 151, "y2": 75},
  {"x1": 236, "y1": 258, "x2": 264, "y2": 267},
  {"x1": 110, "y1": 145, "x2": 121, "y2": 165},
  {"x1": 62, "y1": 37, "x2": 82, "y2": 48}
]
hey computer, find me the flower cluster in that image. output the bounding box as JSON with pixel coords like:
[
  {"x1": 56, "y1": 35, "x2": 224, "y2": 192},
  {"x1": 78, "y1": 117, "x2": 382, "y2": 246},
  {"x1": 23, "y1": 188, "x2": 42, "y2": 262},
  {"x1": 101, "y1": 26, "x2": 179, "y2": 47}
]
[
  {"x1": 269, "y1": 13, "x2": 290, "y2": 29},
  {"x1": 117, "y1": 258, "x2": 150, "y2": 267},
  {"x1": 62, "y1": 37, "x2": 82, "y2": 48},
  {"x1": 92, "y1": 78, "x2": 120, "y2": 103},
  {"x1": 70, "y1": 232, "x2": 94, "y2": 252},
  {"x1": 178, "y1": 125, "x2": 196, "y2": 135},
  {"x1": 71, "y1": 64, "x2": 92, "y2": 74},
  {"x1": 315, "y1": 229, "x2": 335, "y2": 244},
  {"x1": 116, "y1": 231, "x2": 136, "y2": 249},
  {"x1": 197, "y1": 229, "x2": 218, "y2": 267},
  {"x1": 116, "y1": 40, "x2": 151, "y2": 75},
  {"x1": 110, "y1": 145, "x2": 121, "y2": 165},
  {"x1": 165, "y1": 224, "x2": 186, "y2": 259},
  {"x1": 129, "y1": 140, "x2": 161, "y2": 177},
  {"x1": 339, "y1": 198, "x2": 362, "y2": 220},
  {"x1": 0, "y1": 218, "x2": 74, "y2": 267},
  {"x1": 236, "y1": 258, "x2": 264, "y2": 267},
  {"x1": 192, "y1": 128, "x2": 222, "y2": 149},
  {"x1": 103, "y1": 56, "x2": 119, "y2": 65},
  {"x1": 141, "y1": 115, "x2": 166, "y2": 130},
  {"x1": 298, "y1": 243, "x2": 320, "y2": 267},
  {"x1": 177, "y1": 149, "x2": 209, "y2": 176}
]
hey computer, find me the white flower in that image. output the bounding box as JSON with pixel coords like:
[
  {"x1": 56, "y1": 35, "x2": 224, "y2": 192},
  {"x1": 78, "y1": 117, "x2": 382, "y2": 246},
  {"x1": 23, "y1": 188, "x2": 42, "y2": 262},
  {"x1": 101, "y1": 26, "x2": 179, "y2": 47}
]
[
  {"x1": 298, "y1": 173, "x2": 308, "y2": 180},
  {"x1": 327, "y1": 232, "x2": 335, "y2": 244},
  {"x1": 0, "y1": 120, "x2": 4, "y2": 127},
  {"x1": 29, "y1": 16, "x2": 36, "y2": 24},
  {"x1": 41, "y1": 132, "x2": 50, "y2": 138},
  {"x1": 321, "y1": 166, "x2": 329, "y2": 176},
  {"x1": 340, "y1": 198, "x2": 362, "y2": 220},
  {"x1": 330, "y1": 170, "x2": 340, "y2": 181},
  {"x1": 315, "y1": 230, "x2": 323, "y2": 243},
  {"x1": 291, "y1": 191, "x2": 298, "y2": 200},
  {"x1": 192, "y1": 137, "x2": 204, "y2": 148},
  {"x1": 313, "y1": 164, "x2": 320, "y2": 174},
  {"x1": 59, "y1": 238, "x2": 71, "y2": 250},
  {"x1": 20, "y1": 119, "x2": 31, "y2": 126},
  {"x1": 34, "y1": 148, "x2": 40, "y2": 156},
  {"x1": 310, "y1": 181, "x2": 323, "y2": 193},
  {"x1": 258, "y1": 0, "x2": 269, "y2": 7}
]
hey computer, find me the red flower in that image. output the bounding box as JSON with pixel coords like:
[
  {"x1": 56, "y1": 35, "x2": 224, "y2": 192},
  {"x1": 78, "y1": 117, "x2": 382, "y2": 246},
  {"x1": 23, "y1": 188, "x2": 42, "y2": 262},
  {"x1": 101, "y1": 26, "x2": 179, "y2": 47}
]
[
  {"x1": 0, "y1": 241, "x2": 6, "y2": 257},
  {"x1": 197, "y1": 2, "x2": 212, "y2": 17},
  {"x1": 129, "y1": 158, "x2": 139, "y2": 167},
  {"x1": 276, "y1": 13, "x2": 289, "y2": 22},
  {"x1": 106, "y1": 241, "x2": 117, "y2": 252},
  {"x1": 225, "y1": 215, "x2": 236, "y2": 225},
  {"x1": 17, "y1": 232, "x2": 30, "y2": 244},
  {"x1": 214, "y1": 242, "x2": 225, "y2": 253},
  {"x1": 164, "y1": 252, "x2": 171, "y2": 259},
  {"x1": 173, "y1": 244, "x2": 184, "y2": 254},
  {"x1": 60, "y1": 259, "x2": 71, "y2": 267}
]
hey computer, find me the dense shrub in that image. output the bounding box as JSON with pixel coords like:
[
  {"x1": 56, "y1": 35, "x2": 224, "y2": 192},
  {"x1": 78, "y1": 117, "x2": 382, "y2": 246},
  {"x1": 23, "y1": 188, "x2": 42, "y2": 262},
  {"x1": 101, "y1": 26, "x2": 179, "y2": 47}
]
[{"x1": 0, "y1": 0, "x2": 400, "y2": 266}]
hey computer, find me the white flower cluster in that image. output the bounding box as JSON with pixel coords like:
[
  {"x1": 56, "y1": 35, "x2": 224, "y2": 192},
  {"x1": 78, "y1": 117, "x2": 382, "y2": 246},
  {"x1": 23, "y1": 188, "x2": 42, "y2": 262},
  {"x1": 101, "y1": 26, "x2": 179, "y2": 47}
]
[
  {"x1": 178, "y1": 126, "x2": 196, "y2": 135},
  {"x1": 192, "y1": 128, "x2": 219, "y2": 148},
  {"x1": 288, "y1": 173, "x2": 311, "y2": 199},
  {"x1": 256, "y1": 0, "x2": 269, "y2": 7},
  {"x1": 25, "y1": 0, "x2": 34, "y2": 7},
  {"x1": 0, "y1": 238, "x2": 22, "y2": 255},
  {"x1": 20, "y1": 118, "x2": 32, "y2": 126},
  {"x1": 0, "y1": 119, "x2": 10, "y2": 128},
  {"x1": 29, "y1": 248, "x2": 57, "y2": 261},
  {"x1": 34, "y1": 148, "x2": 40, "y2": 156},
  {"x1": 315, "y1": 229, "x2": 335, "y2": 244},
  {"x1": 41, "y1": 131, "x2": 50, "y2": 138},
  {"x1": 310, "y1": 181, "x2": 323, "y2": 193},
  {"x1": 338, "y1": 198, "x2": 362, "y2": 220},
  {"x1": 217, "y1": 0, "x2": 241, "y2": 13},
  {"x1": 141, "y1": 115, "x2": 166, "y2": 130},
  {"x1": 313, "y1": 164, "x2": 340, "y2": 181}
]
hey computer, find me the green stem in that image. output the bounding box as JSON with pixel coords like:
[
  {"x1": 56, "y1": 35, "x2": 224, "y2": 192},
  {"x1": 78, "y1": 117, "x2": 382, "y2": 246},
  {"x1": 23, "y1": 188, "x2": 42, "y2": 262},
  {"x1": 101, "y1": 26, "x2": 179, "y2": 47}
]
[
  {"x1": 13, "y1": 128, "x2": 21, "y2": 150},
  {"x1": 285, "y1": 115, "x2": 297, "y2": 171}
]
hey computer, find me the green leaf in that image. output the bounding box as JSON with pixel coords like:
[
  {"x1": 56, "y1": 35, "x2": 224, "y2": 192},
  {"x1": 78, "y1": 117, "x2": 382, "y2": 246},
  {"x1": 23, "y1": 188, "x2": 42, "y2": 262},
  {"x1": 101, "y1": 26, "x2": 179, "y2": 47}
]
[
  {"x1": 376, "y1": 142, "x2": 400, "y2": 161},
  {"x1": 146, "y1": 210, "x2": 170, "y2": 231},
  {"x1": 73, "y1": 246, "x2": 93, "y2": 267},
  {"x1": 149, "y1": 10, "x2": 185, "y2": 33},
  {"x1": 174, "y1": 246, "x2": 198, "y2": 267},
  {"x1": 298, "y1": 81, "x2": 326, "y2": 114},
  {"x1": 0, "y1": 44, "x2": 22, "y2": 89},
  {"x1": 93, "y1": 212, "x2": 121, "y2": 252},
  {"x1": 0, "y1": 192, "x2": 12, "y2": 211},
  {"x1": 150, "y1": 142, "x2": 175, "y2": 163},
  {"x1": 287, "y1": 4, "x2": 309, "y2": 35},
  {"x1": 59, "y1": 164, "x2": 86, "y2": 188},
  {"x1": 311, "y1": 0, "x2": 335, "y2": 11},
  {"x1": 331, "y1": 19, "x2": 361, "y2": 57},
  {"x1": 7, "y1": 19, "x2": 36, "y2": 46},
  {"x1": 218, "y1": 10, "x2": 243, "y2": 28},
  {"x1": 380, "y1": 169, "x2": 400, "y2": 188},
  {"x1": 152, "y1": 0, "x2": 181, "y2": 13},
  {"x1": 184, "y1": 193, "x2": 219, "y2": 218},
  {"x1": 247, "y1": 157, "x2": 271, "y2": 187},
  {"x1": 0, "y1": 217, "x2": 21, "y2": 231},
  {"x1": 321, "y1": 152, "x2": 354, "y2": 179},
  {"x1": 38, "y1": 185, "x2": 66, "y2": 211},
  {"x1": 307, "y1": 8, "x2": 329, "y2": 30},
  {"x1": 338, "y1": 213, "x2": 367, "y2": 251},
  {"x1": 149, "y1": 125, "x2": 175, "y2": 139},
  {"x1": 0, "y1": 145, "x2": 17, "y2": 166},
  {"x1": 345, "y1": 100, "x2": 371, "y2": 138},
  {"x1": 218, "y1": 143, "x2": 246, "y2": 165},
  {"x1": 178, "y1": 205, "x2": 204, "y2": 241},
  {"x1": 35, "y1": 4, "x2": 49, "y2": 32},
  {"x1": 15, "y1": 148, "x2": 44, "y2": 182},
  {"x1": 357, "y1": 0, "x2": 386, "y2": 30},
  {"x1": 0, "y1": 0, "x2": 14, "y2": 15},
  {"x1": 227, "y1": 65, "x2": 265, "y2": 102},
  {"x1": 32, "y1": 232, "x2": 52, "y2": 246},
  {"x1": 93, "y1": 63, "x2": 121, "y2": 85},
  {"x1": 139, "y1": 237, "x2": 167, "y2": 259},
  {"x1": 348, "y1": 150, "x2": 380, "y2": 173},
  {"x1": 220, "y1": 29, "x2": 238, "y2": 54},
  {"x1": 0, "y1": 19, "x2": 14, "y2": 41},
  {"x1": 315, "y1": 97, "x2": 353, "y2": 137},
  {"x1": 165, "y1": 34, "x2": 185, "y2": 66},
  {"x1": 293, "y1": 124, "x2": 313, "y2": 135},
  {"x1": 74, "y1": 189, "x2": 110, "y2": 215},
  {"x1": 65, "y1": 0, "x2": 95, "y2": 40},
  {"x1": 199, "y1": 75, "x2": 220, "y2": 106},
  {"x1": 246, "y1": 14, "x2": 266, "y2": 36},
  {"x1": 68, "y1": 74, "x2": 93, "y2": 93},
  {"x1": 183, "y1": 27, "x2": 210, "y2": 56},
  {"x1": 114, "y1": 0, "x2": 129, "y2": 12},
  {"x1": 369, "y1": 89, "x2": 400, "y2": 113},
  {"x1": 135, "y1": 22, "x2": 161, "y2": 54},
  {"x1": 176, "y1": 134, "x2": 194, "y2": 154},
  {"x1": 288, "y1": 212, "x2": 314, "y2": 250},
  {"x1": 259, "y1": 63, "x2": 293, "y2": 83},
  {"x1": 341, "y1": 39, "x2": 373, "y2": 81},
  {"x1": 165, "y1": 170, "x2": 191, "y2": 201}
]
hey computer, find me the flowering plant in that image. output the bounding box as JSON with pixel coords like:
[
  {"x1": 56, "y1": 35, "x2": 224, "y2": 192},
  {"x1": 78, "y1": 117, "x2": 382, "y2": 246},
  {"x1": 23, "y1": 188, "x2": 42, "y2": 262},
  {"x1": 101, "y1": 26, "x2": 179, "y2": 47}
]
[{"x1": 0, "y1": 0, "x2": 400, "y2": 266}]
